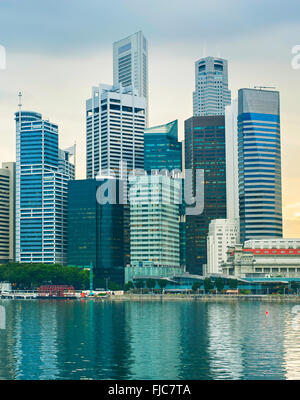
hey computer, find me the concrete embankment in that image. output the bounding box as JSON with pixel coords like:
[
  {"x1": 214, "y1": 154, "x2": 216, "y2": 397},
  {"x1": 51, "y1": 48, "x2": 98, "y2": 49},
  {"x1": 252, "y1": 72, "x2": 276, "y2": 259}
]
[{"x1": 101, "y1": 294, "x2": 300, "y2": 303}]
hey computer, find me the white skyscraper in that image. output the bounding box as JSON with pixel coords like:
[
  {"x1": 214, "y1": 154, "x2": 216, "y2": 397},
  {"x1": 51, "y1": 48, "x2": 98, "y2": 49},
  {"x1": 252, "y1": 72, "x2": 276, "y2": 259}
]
[
  {"x1": 193, "y1": 56, "x2": 231, "y2": 116},
  {"x1": 225, "y1": 99, "x2": 239, "y2": 220},
  {"x1": 86, "y1": 84, "x2": 146, "y2": 179},
  {"x1": 207, "y1": 219, "x2": 240, "y2": 275},
  {"x1": 113, "y1": 31, "x2": 148, "y2": 123}
]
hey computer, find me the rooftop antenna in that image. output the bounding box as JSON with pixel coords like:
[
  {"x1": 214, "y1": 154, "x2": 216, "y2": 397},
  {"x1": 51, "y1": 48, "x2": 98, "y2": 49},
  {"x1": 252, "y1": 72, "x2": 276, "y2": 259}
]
[
  {"x1": 254, "y1": 86, "x2": 276, "y2": 90},
  {"x1": 18, "y1": 91, "x2": 22, "y2": 129}
]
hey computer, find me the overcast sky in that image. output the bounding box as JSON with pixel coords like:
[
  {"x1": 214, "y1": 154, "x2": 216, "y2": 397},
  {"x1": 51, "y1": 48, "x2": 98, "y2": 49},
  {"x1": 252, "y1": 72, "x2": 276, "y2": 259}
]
[{"x1": 0, "y1": 0, "x2": 300, "y2": 236}]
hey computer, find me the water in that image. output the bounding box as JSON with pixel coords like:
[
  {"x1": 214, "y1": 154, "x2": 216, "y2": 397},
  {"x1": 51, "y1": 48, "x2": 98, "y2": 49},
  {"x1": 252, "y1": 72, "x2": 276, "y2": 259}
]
[{"x1": 0, "y1": 299, "x2": 299, "y2": 380}]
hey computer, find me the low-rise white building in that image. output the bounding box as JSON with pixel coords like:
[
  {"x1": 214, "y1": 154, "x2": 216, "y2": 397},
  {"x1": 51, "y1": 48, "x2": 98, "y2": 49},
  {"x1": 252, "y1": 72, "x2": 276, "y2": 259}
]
[
  {"x1": 206, "y1": 218, "x2": 240, "y2": 274},
  {"x1": 222, "y1": 238, "x2": 300, "y2": 278}
]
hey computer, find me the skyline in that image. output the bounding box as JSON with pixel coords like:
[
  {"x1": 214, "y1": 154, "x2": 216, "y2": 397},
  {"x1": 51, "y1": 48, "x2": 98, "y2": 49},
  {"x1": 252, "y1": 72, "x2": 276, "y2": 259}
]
[{"x1": 0, "y1": 0, "x2": 300, "y2": 237}]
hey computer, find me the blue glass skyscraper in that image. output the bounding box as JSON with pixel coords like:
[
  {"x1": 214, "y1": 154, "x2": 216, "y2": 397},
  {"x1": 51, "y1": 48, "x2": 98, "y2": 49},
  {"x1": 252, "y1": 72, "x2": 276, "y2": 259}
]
[
  {"x1": 238, "y1": 88, "x2": 283, "y2": 242},
  {"x1": 15, "y1": 109, "x2": 74, "y2": 264},
  {"x1": 67, "y1": 178, "x2": 125, "y2": 284},
  {"x1": 144, "y1": 120, "x2": 181, "y2": 173}
]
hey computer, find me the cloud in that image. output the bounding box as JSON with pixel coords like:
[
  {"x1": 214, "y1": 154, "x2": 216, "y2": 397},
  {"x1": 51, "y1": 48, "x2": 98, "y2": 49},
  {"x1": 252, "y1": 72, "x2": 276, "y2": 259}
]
[{"x1": 1, "y1": 0, "x2": 300, "y2": 54}]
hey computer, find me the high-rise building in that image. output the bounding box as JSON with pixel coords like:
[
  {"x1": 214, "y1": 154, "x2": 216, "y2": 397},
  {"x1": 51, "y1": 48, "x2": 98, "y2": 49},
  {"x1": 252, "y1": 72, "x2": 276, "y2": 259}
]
[
  {"x1": 67, "y1": 178, "x2": 124, "y2": 284},
  {"x1": 0, "y1": 162, "x2": 15, "y2": 263},
  {"x1": 129, "y1": 174, "x2": 181, "y2": 269},
  {"x1": 238, "y1": 88, "x2": 282, "y2": 242},
  {"x1": 113, "y1": 31, "x2": 148, "y2": 121},
  {"x1": 225, "y1": 99, "x2": 239, "y2": 220},
  {"x1": 144, "y1": 120, "x2": 182, "y2": 173},
  {"x1": 144, "y1": 120, "x2": 185, "y2": 268},
  {"x1": 15, "y1": 110, "x2": 74, "y2": 264},
  {"x1": 185, "y1": 115, "x2": 227, "y2": 275},
  {"x1": 86, "y1": 84, "x2": 146, "y2": 179},
  {"x1": 206, "y1": 218, "x2": 240, "y2": 275},
  {"x1": 193, "y1": 56, "x2": 231, "y2": 117}
]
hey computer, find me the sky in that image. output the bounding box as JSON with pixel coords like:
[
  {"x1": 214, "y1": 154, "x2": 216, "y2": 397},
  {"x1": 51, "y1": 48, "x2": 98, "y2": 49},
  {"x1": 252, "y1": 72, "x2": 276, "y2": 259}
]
[{"x1": 0, "y1": 0, "x2": 299, "y2": 237}]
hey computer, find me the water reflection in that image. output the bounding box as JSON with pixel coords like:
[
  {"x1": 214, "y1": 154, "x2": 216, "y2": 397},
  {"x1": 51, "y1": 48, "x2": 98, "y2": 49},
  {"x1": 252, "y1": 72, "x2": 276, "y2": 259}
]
[{"x1": 0, "y1": 299, "x2": 299, "y2": 380}]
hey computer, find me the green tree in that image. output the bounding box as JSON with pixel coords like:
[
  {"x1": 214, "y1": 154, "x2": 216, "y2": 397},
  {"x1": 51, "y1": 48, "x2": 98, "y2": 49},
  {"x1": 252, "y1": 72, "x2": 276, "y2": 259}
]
[
  {"x1": 135, "y1": 279, "x2": 144, "y2": 292},
  {"x1": 228, "y1": 279, "x2": 238, "y2": 290},
  {"x1": 192, "y1": 282, "x2": 201, "y2": 293},
  {"x1": 158, "y1": 279, "x2": 167, "y2": 293},
  {"x1": 124, "y1": 281, "x2": 134, "y2": 291},
  {"x1": 146, "y1": 279, "x2": 156, "y2": 291},
  {"x1": 203, "y1": 278, "x2": 212, "y2": 293},
  {"x1": 215, "y1": 277, "x2": 225, "y2": 293}
]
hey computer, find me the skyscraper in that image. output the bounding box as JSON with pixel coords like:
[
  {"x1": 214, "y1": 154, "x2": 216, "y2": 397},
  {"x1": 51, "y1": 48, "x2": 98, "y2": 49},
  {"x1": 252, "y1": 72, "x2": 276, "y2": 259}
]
[
  {"x1": 129, "y1": 174, "x2": 181, "y2": 269},
  {"x1": 86, "y1": 84, "x2": 146, "y2": 179},
  {"x1": 185, "y1": 115, "x2": 227, "y2": 275},
  {"x1": 67, "y1": 178, "x2": 124, "y2": 284},
  {"x1": 0, "y1": 162, "x2": 15, "y2": 263},
  {"x1": 144, "y1": 120, "x2": 185, "y2": 268},
  {"x1": 238, "y1": 88, "x2": 282, "y2": 242},
  {"x1": 144, "y1": 120, "x2": 182, "y2": 173},
  {"x1": 113, "y1": 31, "x2": 148, "y2": 121},
  {"x1": 15, "y1": 110, "x2": 74, "y2": 264},
  {"x1": 225, "y1": 99, "x2": 239, "y2": 220},
  {"x1": 193, "y1": 56, "x2": 231, "y2": 117}
]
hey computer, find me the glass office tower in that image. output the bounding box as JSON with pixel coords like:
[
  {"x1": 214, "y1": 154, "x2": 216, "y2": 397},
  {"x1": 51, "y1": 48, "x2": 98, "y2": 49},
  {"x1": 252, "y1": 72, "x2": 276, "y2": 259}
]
[
  {"x1": 144, "y1": 119, "x2": 185, "y2": 268},
  {"x1": 238, "y1": 88, "x2": 283, "y2": 242},
  {"x1": 185, "y1": 115, "x2": 227, "y2": 275},
  {"x1": 68, "y1": 178, "x2": 124, "y2": 285},
  {"x1": 144, "y1": 120, "x2": 181, "y2": 173},
  {"x1": 15, "y1": 110, "x2": 74, "y2": 264},
  {"x1": 129, "y1": 174, "x2": 181, "y2": 269}
]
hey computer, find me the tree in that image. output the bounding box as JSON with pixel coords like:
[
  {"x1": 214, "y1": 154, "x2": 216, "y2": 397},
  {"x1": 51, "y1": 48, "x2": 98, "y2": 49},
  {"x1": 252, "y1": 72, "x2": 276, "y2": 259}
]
[
  {"x1": 192, "y1": 282, "x2": 201, "y2": 293},
  {"x1": 135, "y1": 279, "x2": 144, "y2": 292},
  {"x1": 203, "y1": 278, "x2": 212, "y2": 293},
  {"x1": 215, "y1": 277, "x2": 225, "y2": 293},
  {"x1": 146, "y1": 279, "x2": 156, "y2": 291},
  {"x1": 291, "y1": 281, "x2": 300, "y2": 294},
  {"x1": 124, "y1": 281, "x2": 134, "y2": 291},
  {"x1": 228, "y1": 279, "x2": 238, "y2": 290},
  {"x1": 158, "y1": 279, "x2": 167, "y2": 293}
]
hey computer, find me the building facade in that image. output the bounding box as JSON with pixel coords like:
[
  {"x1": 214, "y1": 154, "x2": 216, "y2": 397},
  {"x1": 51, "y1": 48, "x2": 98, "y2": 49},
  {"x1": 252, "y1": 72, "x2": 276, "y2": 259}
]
[
  {"x1": 222, "y1": 239, "x2": 300, "y2": 278},
  {"x1": 68, "y1": 178, "x2": 125, "y2": 284},
  {"x1": 144, "y1": 120, "x2": 182, "y2": 173},
  {"x1": 144, "y1": 119, "x2": 185, "y2": 268},
  {"x1": 129, "y1": 174, "x2": 181, "y2": 270},
  {"x1": 86, "y1": 84, "x2": 146, "y2": 179},
  {"x1": 238, "y1": 89, "x2": 283, "y2": 242},
  {"x1": 0, "y1": 162, "x2": 15, "y2": 263},
  {"x1": 225, "y1": 99, "x2": 239, "y2": 220},
  {"x1": 185, "y1": 115, "x2": 227, "y2": 275},
  {"x1": 206, "y1": 218, "x2": 240, "y2": 275},
  {"x1": 113, "y1": 31, "x2": 148, "y2": 121},
  {"x1": 193, "y1": 56, "x2": 231, "y2": 117},
  {"x1": 15, "y1": 110, "x2": 74, "y2": 265}
]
